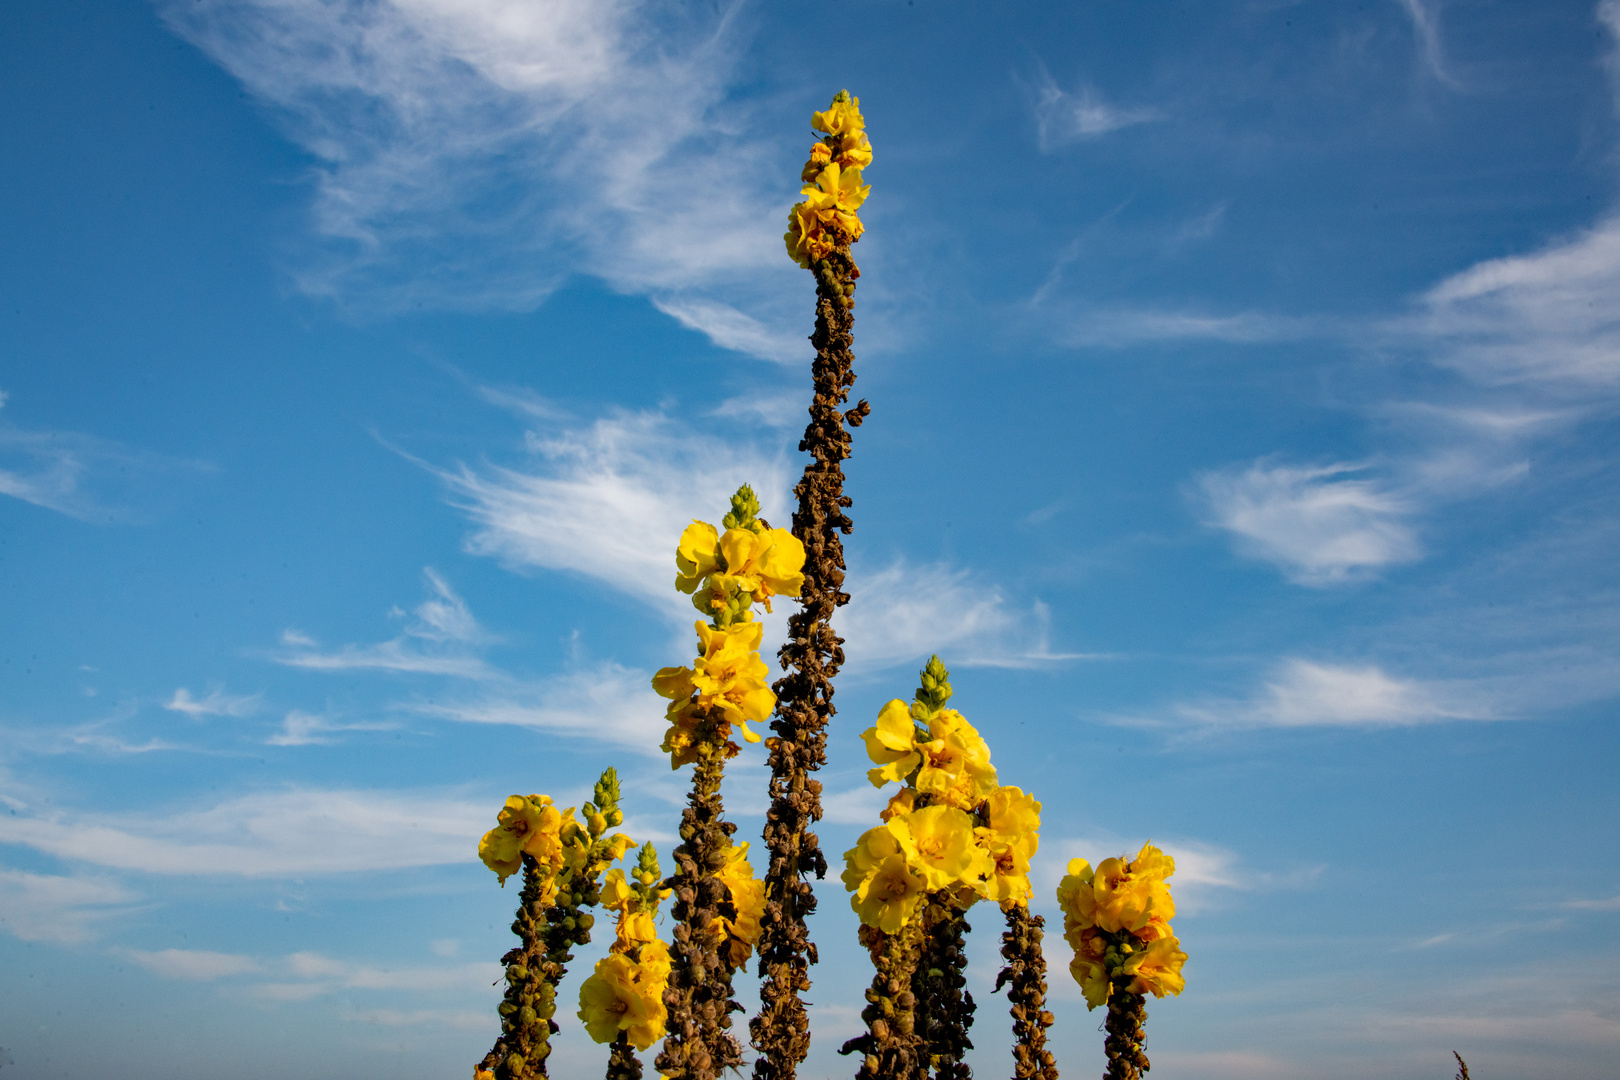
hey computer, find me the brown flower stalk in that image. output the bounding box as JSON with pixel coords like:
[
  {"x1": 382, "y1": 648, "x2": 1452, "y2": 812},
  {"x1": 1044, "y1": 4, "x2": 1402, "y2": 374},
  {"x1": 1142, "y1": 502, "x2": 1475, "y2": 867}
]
[
  {"x1": 915, "y1": 895, "x2": 977, "y2": 1080},
  {"x1": 479, "y1": 858, "x2": 597, "y2": 1080},
  {"x1": 606, "y1": 1033, "x2": 643, "y2": 1080},
  {"x1": 841, "y1": 922, "x2": 926, "y2": 1080},
  {"x1": 994, "y1": 906, "x2": 1059, "y2": 1080},
  {"x1": 658, "y1": 728, "x2": 745, "y2": 1080},
  {"x1": 1102, "y1": 980, "x2": 1151, "y2": 1080},
  {"x1": 750, "y1": 240, "x2": 869, "y2": 1079}
]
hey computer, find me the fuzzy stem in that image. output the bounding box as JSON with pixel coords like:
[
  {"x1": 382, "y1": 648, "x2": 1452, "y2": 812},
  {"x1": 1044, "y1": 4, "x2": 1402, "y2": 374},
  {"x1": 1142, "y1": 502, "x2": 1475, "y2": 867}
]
[
  {"x1": 994, "y1": 906, "x2": 1058, "y2": 1080},
  {"x1": 658, "y1": 735, "x2": 744, "y2": 1080},
  {"x1": 606, "y1": 1032, "x2": 643, "y2": 1080},
  {"x1": 752, "y1": 246, "x2": 867, "y2": 1080},
  {"x1": 841, "y1": 922, "x2": 926, "y2": 1080},
  {"x1": 1102, "y1": 983, "x2": 1150, "y2": 1080},
  {"x1": 915, "y1": 895, "x2": 976, "y2": 1080},
  {"x1": 479, "y1": 856, "x2": 597, "y2": 1080}
]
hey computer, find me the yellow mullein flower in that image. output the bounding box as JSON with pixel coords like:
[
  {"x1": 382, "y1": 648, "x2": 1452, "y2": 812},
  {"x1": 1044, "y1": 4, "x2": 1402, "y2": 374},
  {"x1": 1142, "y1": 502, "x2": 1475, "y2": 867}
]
[
  {"x1": 890, "y1": 804, "x2": 991, "y2": 892},
  {"x1": 688, "y1": 620, "x2": 774, "y2": 741},
  {"x1": 834, "y1": 130, "x2": 872, "y2": 169},
  {"x1": 801, "y1": 140, "x2": 833, "y2": 182},
  {"x1": 1056, "y1": 857, "x2": 1098, "y2": 943},
  {"x1": 811, "y1": 93, "x2": 866, "y2": 138},
  {"x1": 862, "y1": 698, "x2": 923, "y2": 786},
  {"x1": 785, "y1": 200, "x2": 835, "y2": 268},
  {"x1": 477, "y1": 794, "x2": 566, "y2": 884},
  {"x1": 716, "y1": 526, "x2": 806, "y2": 610},
  {"x1": 578, "y1": 954, "x2": 666, "y2": 1051},
  {"x1": 600, "y1": 868, "x2": 632, "y2": 913},
  {"x1": 651, "y1": 621, "x2": 774, "y2": 747},
  {"x1": 713, "y1": 842, "x2": 767, "y2": 948},
  {"x1": 842, "y1": 824, "x2": 927, "y2": 933},
  {"x1": 1068, "y1": 927, "x2": 1111, "y2": 1010},
  {"x1": 976, "y1": 785, "x2": 1041, "y2": 904},
  {"x1": 615, "y1": 910, "x2": 659, "y2": 953},
  {"x1": 1121, "y1": 931, "x2": 1188, "y2": 998},
  {"x1": 659, "y1": 700, "x2": 705, "y2": 768},
  {"x1": 915, "y1": 709, "x2": 999, "y2": 809},
  {"x1": 637, "y1": 938, "x2": 673, "y2": 985},
  {"x1": 674, "y1": 521, "x2": 721, "y2": 594},
  {"x1": 475, "y1": 1070, "x2": 495, "y2": 1080},
  {"x1": 880, "y1": 787, "x2": 917, "y2": 822},
  {"x1": 1092, "y1": 843, "x2": 1176, "y2": 935},
  {"x1": 801, "y1": 162, "x2": 869, "y2": 242}
]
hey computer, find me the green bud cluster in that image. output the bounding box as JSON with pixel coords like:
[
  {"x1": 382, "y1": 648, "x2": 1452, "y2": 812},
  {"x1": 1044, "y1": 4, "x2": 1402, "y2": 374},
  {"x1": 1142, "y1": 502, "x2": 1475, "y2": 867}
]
[
  {"x1": 630, "y1": 841, "x2": 664, "y2": 913},
  {"x1": 722, "y1": 483, "x2": 764, "y2": 533},
  {"x1": 909, "y1": 655, "x2": 953, "y2": 723}
]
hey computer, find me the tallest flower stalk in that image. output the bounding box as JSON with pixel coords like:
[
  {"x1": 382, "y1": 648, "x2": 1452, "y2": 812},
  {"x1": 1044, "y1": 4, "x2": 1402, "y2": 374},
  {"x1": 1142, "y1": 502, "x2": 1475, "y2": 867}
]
[{"x1": 751, "y1": 90, "x2": 873, "y2": 1080}]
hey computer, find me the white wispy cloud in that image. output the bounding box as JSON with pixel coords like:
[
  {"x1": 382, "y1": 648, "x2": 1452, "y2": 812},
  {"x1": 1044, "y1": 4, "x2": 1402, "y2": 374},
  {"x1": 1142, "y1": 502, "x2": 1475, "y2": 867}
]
[
  {"x1": 337, "y1": 1007, "x2": 492, "y2": 1030},
  {"x1": 422, "y1": 407, "x2": 790, "y2": 615},
  {"x1": 0, "y1": 869, "x2": 137, "y2": 943},
  {"x1": 405, "y1": 660, "x2": 667, "y2": 753},
  {"x1": 159, "y1": 0, "x2": 808, "y2": 360},
  {"x1": 840, "y1": 564, "x2": 1094, "y2": 672},
  {"x1": 410, "y1": 397, "x2": 1085, "y2": 674},
  {"x1": 0, "y1": 393, "x2": 211, "y2": 522},
  {"x1": 254, "y1": 951, "x2": 499, "y2": 1001},
  {"x1": 273, "y1": 568, "x2": 498, "y2": 678},
  {"x1": 124, "y1": 945, "x2": 497, "y2": 1023},
  {"x1": 1029, "y1": 67, "x2": 1162, "y2": 151},
  {"x1": 1410, "y1": 215, "x2": 1620, "y2": 387},
  {"x1": 1197, "y1": 460, "x2": 1421, "y2": 585},
  {"x1": 0, "y1": 787, "x2": 488, "y2": 875},
  {"x1": 165, "y1": 687, "x2": 262, "y2": 718},
  {"x1": 266, "y1": 709, "x2": 395, "y2": 747},
  {"x1": 1392, "y1": 0, "x2": 1462, "y2": 87},
  {"x1": 1564, "y1": 894, "x2": 1620, "y2": 911},
  {"x1": 1056, "y1": 307, "x2": 1319, "y2": 347},
  {"x1": 126, "y1": 948, "x2": 262, "y2": 980},
  {"x1": 1161, "y1": 657, "x2": 1486, "y2": 728}
]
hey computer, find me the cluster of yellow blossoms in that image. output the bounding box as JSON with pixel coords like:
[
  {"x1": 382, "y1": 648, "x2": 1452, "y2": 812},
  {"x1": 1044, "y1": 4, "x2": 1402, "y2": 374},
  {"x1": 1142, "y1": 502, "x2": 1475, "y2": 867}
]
[
  {"x1": 478, "y1": 792, "x2": 634, "y2": 893},
  {"x1": 651, "y1": 486, "x2": 806, "y2": 766},
  {"x1": 785, "y1": 91, "x2": 873, "y2": 267},
  {"x1": 1055, "y1": 844, "x2": 1189, "y2": 1010},
  {"x1": 842, "y1": 657, "x2": 1042, "y2": 931},
  {"x1": 578, "y1": 844, "x2": 673, "y2": 1051},
  {"x1": 712, "y1": 841, "x2": 768, "y2": 968}
]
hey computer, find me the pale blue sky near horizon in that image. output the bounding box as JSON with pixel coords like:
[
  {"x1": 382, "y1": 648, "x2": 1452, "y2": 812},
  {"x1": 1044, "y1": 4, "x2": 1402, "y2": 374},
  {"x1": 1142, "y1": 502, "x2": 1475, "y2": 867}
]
[{"x1": 2, "y1": 1, "x2": 1619, "y2": 1078}]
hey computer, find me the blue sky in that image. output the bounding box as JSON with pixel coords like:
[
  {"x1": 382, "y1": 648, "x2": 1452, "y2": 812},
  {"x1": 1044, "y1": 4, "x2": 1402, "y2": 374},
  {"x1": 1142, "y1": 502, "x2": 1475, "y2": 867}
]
[{"x1": 2, "y1": 1, "x2": 1619, "y2": 1077}]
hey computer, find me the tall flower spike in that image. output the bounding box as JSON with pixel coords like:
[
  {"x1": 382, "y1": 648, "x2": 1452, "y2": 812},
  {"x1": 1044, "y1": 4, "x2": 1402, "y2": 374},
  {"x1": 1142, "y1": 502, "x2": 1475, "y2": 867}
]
[
  {"x1": 1056, "y1": 845, "x2": 1188, "y2": 1080},
  {"x1": 654, "y1": 487, "x2": 801, "y2": 1080},
  {"x1": 753, "y1": 88, "x2": 873, "y2": 1080},
  {"x1": 583, "y1": 843, "x2": 671, "y2": 1080},
  {"x1": 475, "y1": 772, "x2": 636, "y2": 1080}
]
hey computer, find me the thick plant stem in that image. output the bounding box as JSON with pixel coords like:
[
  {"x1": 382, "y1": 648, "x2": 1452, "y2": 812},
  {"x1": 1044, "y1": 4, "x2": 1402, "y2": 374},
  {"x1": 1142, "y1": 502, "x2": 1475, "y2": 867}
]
[
  {"x1": 752, "y1": 245, "x2": 868, "y2": 1080},
  {"x1": 479, "y1": 857, "x2": 594, "y2": 1080},
  {"x1": 915, "y1": 896, "x2": 976, "y2": 1080},
  {"x1": 841, "y1": 922, "x2": 926, "y2": 1080},
  {"x1": 1102, "y1": 984, "x2": 1150, "y2": 1080},
  {"x1": 993, "y1": 906, "x2": 1058, "y2": 1080},
  {"x1": 606, "y1": 1033, "x2": 643, "y2": 1080},
  {"x1": 659, "y1": 740, "x2": 743, "y2": 1080}
]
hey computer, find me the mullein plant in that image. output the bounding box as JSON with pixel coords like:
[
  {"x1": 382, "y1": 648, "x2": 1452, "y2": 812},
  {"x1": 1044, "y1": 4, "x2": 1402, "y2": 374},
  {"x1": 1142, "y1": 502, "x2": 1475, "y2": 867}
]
[
  {"x1": 839, "y1": 657, "x2": 1053, "y2": 1080},
  {"x1": 577, "y1": 843, "x2": 673, "y2": 1080},
  {"x1": 753, "y1": 89, "x2": 873, "y2": 1080},
  {"x1": 651, "y1": 485, "x2": 803, "y2": 1080},
  {"x1": 1055, "y1": 846, "x2": 1189, "y2": 1080},
  {"x1": 465, "y1": 91, "x2": 1189, "y2": 1080},
  {"x1": 474, "y1": 769, "x2": 637, "y2": 1080}
]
